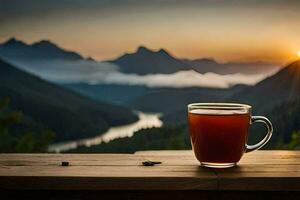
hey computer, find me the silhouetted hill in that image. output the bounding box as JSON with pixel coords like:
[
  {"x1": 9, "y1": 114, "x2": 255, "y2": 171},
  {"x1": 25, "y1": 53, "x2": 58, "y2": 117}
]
[
  {"x1": 228, "y1": 61, "x2": 300, "y2": 146},
  {"x1": 0, "y1": 59, "x2": 138, "y2": 142},
  {"x1": 160, "y1": 60, "x2": 299, "y2": 124},
  {"x1": 230, "y1": 60, "x2": 300, "y2": 113},
  {"x1": 111, "y1": 45, "x2": 278, "y2": 75},
  {"x1": 111, "y1": 46, "x2": 190, "y2": 74},
  {"x1": 159, "y1": 61, "x2": 300, "y2": 147},
  {"x1": 233, "y1": 61, "x2": 300, "y2": 147},
  {"x1": 0, "y1": 37, "x2": 83, "y2": 61}
]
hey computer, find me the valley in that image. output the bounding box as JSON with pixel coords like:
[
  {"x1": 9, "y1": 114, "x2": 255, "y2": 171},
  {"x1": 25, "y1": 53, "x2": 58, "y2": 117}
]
[{"x1": 0, "y1": 38, "x2": 298, "y2": 153}]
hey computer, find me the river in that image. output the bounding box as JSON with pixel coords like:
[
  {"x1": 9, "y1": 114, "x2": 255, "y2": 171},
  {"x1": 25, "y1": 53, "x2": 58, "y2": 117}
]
[{"x1": 48, "y1": 112, "x2": 163, "y2": 153}]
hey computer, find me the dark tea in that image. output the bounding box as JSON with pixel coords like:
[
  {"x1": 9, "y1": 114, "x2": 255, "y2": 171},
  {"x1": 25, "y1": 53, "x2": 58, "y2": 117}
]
[
  {"x1": 188, "y1": 103, "x2": 272, "y2": 168},
  {"x1": 188, "y1": 109, "x2": 251, "y2": 165}
]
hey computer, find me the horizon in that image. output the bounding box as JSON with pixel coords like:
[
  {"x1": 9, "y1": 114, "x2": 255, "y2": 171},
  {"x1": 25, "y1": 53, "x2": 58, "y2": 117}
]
[
  {"x1": 0, "y1": 36, "x2": 285, "y2": 89},
  {"x1": 1, "y1": 0, "x2": 300, "y2": 64},
  {"x1": 0, "y1": 0, "x2": 299, "y2": 165},
  {"x1": 1, "y1": 37, "x2": 297, "y2": 66}
]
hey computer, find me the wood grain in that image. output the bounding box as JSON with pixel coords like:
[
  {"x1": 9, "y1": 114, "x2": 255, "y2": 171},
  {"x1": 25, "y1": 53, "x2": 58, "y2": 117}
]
[{"x1": 0, "y1": 151, "x2": 299, "y2": 191}]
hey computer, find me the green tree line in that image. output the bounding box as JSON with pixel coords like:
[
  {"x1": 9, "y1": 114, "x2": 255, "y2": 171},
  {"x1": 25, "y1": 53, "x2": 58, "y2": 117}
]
[{"x1": 0, "y1": 97, "x2": 55, "y2": 153}]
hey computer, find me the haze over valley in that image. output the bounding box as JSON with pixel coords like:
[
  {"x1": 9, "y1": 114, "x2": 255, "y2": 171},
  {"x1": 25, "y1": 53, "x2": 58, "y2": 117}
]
[
  {"x1": 0, "y1": 38, "x2": 279, "y2": 89},
  {"x1": 0, "y1": 0, "x2": 299, "y2": 152}
]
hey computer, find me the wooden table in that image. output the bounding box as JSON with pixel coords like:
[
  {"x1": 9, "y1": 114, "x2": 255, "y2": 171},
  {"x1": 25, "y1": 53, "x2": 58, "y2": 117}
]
[{"x1": 0, "y1": 150, "x2": 300, "y2": 200}]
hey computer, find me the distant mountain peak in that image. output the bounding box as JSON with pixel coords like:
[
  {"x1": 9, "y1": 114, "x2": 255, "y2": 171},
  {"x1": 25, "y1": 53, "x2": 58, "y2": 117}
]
[
  {"x1": 31, "y1": 40, "x2": 58, "y2": 48},
  {"x1": 136, "y1": 46, "x2": 153, "y2": 53},
  {"x1": 136, "y1": 46, "x2": 172, "y2": 56},
  {"x1": 4, "y1": 37, "x2": 17, "y2": 43},
  {"x1": 0, "y1": 38, "x2": 84, "y2": 61},
  {"x1": 112, "y1": 46, "x2": 189, "y2": 74},
  {"x1": 157, "y1": 48, "x2": 170, "y2": 55},
  {"x1": 1, "y1": 37, "x2": 27, "y2": 47}
]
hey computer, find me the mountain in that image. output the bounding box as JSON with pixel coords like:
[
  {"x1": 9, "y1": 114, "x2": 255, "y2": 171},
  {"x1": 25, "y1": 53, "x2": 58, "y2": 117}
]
[
  {"x1": 159, "y1": 60, "x2": 299, "y2": 124},
  {"x1": 111, "y1": 46, "x2": 190, "y2": 74},
  {"x1": 183, "y1": 58, "x2": 278, "y2": 75},
  {"x1": 159, "y1": 60, "x2": 300, "y2": 147},
  {"x1": 0, "y1": 39, "x2": 278, "y2": 80},
  {"x1": 230, "y1": 60, "x2": 300, "y2": 113},
  {"x1": 231, "y1": 60, "x2": 300, "y2": 146},
  {"x1": 111, "y1": 46, "x2": 278, "y2": 75},
  {"x1": 0, "y1": 38, "x2": 83, "y2": 61},
  {"x1": 0, "y1": 58, "x2": 138, "y2": 142},
  {"x1": 0, "y1": 38, "x2": 110, "y2": 84}
]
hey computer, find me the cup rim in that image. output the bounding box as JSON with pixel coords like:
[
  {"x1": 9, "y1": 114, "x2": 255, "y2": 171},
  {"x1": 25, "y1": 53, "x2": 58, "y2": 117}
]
[{"x1": 187, "y1": 102, "x2": 252, "y2": 111}]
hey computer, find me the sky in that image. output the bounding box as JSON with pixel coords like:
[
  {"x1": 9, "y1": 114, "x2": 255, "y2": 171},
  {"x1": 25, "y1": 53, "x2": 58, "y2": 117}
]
[{"x1": 1, "y1": 0, "x2": 300, "y2": 63}]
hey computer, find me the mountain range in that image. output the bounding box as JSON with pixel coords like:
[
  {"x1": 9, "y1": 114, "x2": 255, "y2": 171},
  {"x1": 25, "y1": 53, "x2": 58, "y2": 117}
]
[
  {"x1": 160, "y1": 60, "x2": 299, "y2": 122},
  {"x1": 0, "y1": 38, "x2": 84, "y2": 61},
  {"x1": 0, "y1": 37, "x2": 298, "y2": 150},
  {"x1": 112, "y1": 45, "x2": 278, "y2": 75},
  {"x1": 111, "y1": 46, "x2": 190, "y2": 74},
  {"x1": 0, "y1": 38, "x2": 117, "y2": 85},
  {"x1": 71, "y1": 59, "x2": 300, "y2": 148},
  {"x1": 231, "y1": 60, "x2": 300, "y2": 113},
  {"x1": 0, "y1": 38, "x2": 279, "y2": 76},
  {"x1": 66, "y1": 61, "x2": 300, "y2": 152},
  {"x1": 0, "y1": 58, "x2": 138, "y2": 142}
]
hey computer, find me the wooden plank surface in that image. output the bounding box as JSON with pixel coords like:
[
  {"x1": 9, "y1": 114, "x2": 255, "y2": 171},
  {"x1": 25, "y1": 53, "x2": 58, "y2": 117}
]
[
  {"x1": 0, "y1": 151, "x2": 299, "y2": 191},
  {"x1": 135, "y1": 150, "x2": 300, "y2": 191}
]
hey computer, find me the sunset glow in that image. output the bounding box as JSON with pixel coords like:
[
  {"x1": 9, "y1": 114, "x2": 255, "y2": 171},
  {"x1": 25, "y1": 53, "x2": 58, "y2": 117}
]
[{"x1": 1, "y1": 0, "x2": 300, "y2": 63}]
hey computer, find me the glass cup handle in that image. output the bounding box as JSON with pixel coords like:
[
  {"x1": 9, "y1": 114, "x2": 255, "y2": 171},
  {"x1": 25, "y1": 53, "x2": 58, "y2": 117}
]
[{"x1": 246, "y1": 116, "x2": 273, "y2": 153}]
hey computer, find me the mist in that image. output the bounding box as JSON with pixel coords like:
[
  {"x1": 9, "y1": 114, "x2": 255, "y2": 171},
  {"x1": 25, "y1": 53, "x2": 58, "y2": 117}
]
[
  {"x1": 97, "y1": 70, "x2": 270, "y2": 88},
  {"x1": 9, "y1": 59, "x2": 277, "y2": 88}
]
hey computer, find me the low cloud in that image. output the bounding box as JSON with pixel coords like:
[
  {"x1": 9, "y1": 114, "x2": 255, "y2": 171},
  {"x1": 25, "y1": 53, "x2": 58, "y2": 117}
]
[
  {"x1": 8, "y1": 59, "x2": 117, "y2": 83},
  {"x1": 10, "y1": 59, "x2": 277, "y2": 88},
  {"x1": 98, "y1": 70, "x2": 270, "y2": 88}
]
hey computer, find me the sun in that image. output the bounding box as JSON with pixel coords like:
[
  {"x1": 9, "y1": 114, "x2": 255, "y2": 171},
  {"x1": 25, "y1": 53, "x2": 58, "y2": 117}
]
[{"x1": 297, "y1": 51, "x2": 300, "y2": 58}]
